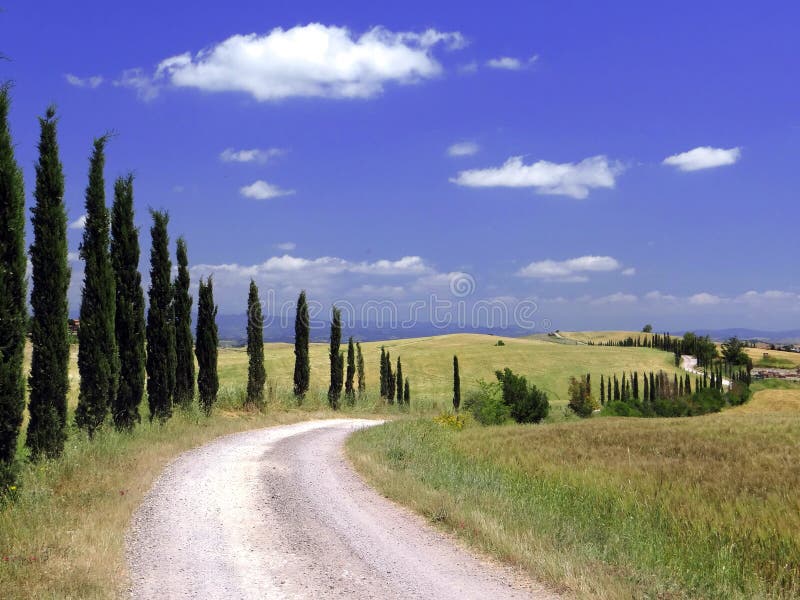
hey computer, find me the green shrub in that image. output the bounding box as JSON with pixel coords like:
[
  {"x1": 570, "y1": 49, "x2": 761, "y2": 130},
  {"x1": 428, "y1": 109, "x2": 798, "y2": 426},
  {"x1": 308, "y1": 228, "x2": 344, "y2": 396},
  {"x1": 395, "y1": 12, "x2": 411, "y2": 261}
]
[
  {"x1": 726, "y1": 381, "x2": 752, "y2": 406},
  {"x1": 601, "y1": 400, "x2": 643, "y2": 417},
  {"x1": 463, "y1": 381, "x2": 511, "y2": 425},
  {"x1": 567, "y1": 375, "x2": 598, "y2": 418},
  {"x1": 495, "y1": 368, "x2": 549, "y2": 424}
]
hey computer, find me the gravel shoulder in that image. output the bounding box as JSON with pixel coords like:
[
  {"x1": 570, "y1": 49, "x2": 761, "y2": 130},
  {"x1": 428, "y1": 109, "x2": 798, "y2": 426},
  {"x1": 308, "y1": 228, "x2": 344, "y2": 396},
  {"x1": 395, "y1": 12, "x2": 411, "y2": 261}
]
[{"x1": 126, "y1": 418, "x2": 555, "y2": 599}]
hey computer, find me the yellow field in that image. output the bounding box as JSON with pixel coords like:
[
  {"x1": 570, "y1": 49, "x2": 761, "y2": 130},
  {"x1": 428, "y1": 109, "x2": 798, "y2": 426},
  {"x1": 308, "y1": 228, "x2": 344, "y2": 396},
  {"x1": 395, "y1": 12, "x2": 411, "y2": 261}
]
[{"x1": 745, "y1": 347, "x2": 800, "y2": 368}]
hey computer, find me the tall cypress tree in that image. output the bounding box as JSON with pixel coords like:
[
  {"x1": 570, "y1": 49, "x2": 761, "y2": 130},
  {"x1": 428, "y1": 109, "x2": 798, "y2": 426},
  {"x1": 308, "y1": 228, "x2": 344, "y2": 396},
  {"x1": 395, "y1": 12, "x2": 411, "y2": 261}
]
[
  {"x1": 293, "y1": 290, "x2": 310, "y2": 399},
  {"x1": 0, "y1": 84, "x2": 27, "y2": 480},
  {"x1": 404, "y1": 378, "x2": 410, "y2": 406},
  {"x1": 26, "y1": 106, "x2": 69, "y2": 460},
  {"x1": 379, "y1": 346, "x2": 387, "y2": 399},
  {"x1": 599, "y1": 374, "x2": 605, "y2": 405},
  {"x1": 396, "y1": 357, "x2": 404, "y2": 405},
  {"x1": 146, "y1": 210, "x2": 175, "y2": 422},
  {"x1": 196, "y1": 277, "x2": 219, "y2": 415},
  {"x1": 386, "y1": 352, "x2": 395, "y2": 404},
  {"x1": 110, "y1": 175, "x2": 145, "y2": 431},
  {"x1": 75, "y1": 136, "x2": 119, "y2": 438},
  {"x1": 453, "y1": 355, "x2": 461, "y2": 411},
  {"x1": 173, "y1": 237, "x2": 194, "y2": 409},
  {"x1": 345, "y1": 336, "x2": 355, "y2": 405},
  {"x1": 356, "y1": 341, "x2": 365, "y2": 397},
  {"x1": 246, "y1": 280, "x2": 266, "y2": 406},
  {"x1": 327, "y1": 306, "x2": 343, "y2": 409}
]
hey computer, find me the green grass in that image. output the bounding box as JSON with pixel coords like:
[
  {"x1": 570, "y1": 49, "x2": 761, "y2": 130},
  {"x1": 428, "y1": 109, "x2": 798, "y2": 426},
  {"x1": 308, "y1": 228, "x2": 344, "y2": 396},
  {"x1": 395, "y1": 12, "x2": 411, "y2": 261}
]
[{"x1": 347, "y1": 387, "x2": 800, "y2": 599}]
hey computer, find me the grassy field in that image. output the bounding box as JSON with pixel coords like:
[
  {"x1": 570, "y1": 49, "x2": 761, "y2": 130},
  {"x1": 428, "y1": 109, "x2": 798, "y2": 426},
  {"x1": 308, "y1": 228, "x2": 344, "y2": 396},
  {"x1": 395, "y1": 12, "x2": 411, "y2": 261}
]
[
  {"x1": 218, "y1": 333, "x2": 683, "y2": 410},
  {"x1": 347, "y1": 381, "x2": 800, "y2": 599},
  {"x1": 746, "y1": 347, "x2": 800, "y2": 369},
  {"x1": 549, "y1": 330, "x2": 657, "y2": 345}
]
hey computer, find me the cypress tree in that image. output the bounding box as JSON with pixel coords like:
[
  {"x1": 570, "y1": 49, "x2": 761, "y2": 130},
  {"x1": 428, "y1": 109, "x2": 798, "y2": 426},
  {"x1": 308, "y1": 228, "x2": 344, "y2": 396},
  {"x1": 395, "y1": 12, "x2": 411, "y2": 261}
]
[
  {"x1": 613, "y1": 376, "x2": 620, "y2": 401},
  {"x1": 173, "y1": 237, "x2": 194, "y2": 409},
  {"x1": 633, "y1": 372, "x2": 639, "y2": 401},
  {"x1": 379, "y1": 346, "x2": 387, "y2": 399},
  {"x1": 0, "y1": 84, "x2": 27, "y2": 479},
  {"x1": 75, "y1": 136, "x2": 119, "y2": 438},
  {"x1": 607, "y1": 377, "x2": 611, "y2": 403},
  {"x1": 356, "y1": 341, "x2": 365, "y2": 397},
  {"x1": 345, "y1": 336, "x2": 355, "y2": 405},
  {"x1": 386, "y1": 352, "x2": 395, "y2": 404},
  {"x1": 649, "y1": 372, "x2": 656, "y2": 402},
  {"x1": 453, "y1": 355, "x2": 461, "y2": 411},
  {"x1": 110, "y1": 175, "x2": 145, "y2": 431},
  {"x1": 404, "y1": 378, "x2": 410, "y2": 406},
  {"x1": 26, "y1": 106, "x2": 69, "y2": 460},
  {"x1": 145, "y1": 210, "x2": 176, "y2": 422},
  {"x1": 293, "y1": 290, "x2": 310, "y2": 399},
  {"x1": 685, "y1": 373, "x2": 692, "y2": 395},
  {"x1": 246, "y1": 280, "x2": 266, "y2": 406},
  {"x1": 643, "y1": 373, "x2": 649, "y2": 403},
  {"x1": 196, "y1": 277, "x2": 218, "y2": 415},
  {"x1": 396, "y1": 357, "x2": 403, "y2": 405},
  {"x1": 327, "y1": 306, "x2": 343, "y2": 409},
  {"x1": 599, "y1": 374, "x2": 605, "y2": 405}
]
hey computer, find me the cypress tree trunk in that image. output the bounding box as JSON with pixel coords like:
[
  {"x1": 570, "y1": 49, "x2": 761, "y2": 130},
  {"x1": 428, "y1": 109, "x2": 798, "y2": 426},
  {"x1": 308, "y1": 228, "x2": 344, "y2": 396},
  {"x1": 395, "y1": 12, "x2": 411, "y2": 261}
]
[
  {"x1": 293, "y1": 290, "x2": 310, "y2": 400},
  {"x1": 110, "y1": 175, "x2": 145, "y2": 431},
  {"x1": 0, "y1": 84, "x2": 27, "y2": 480},
  {"x1": 396, "y1": 357, "x2": 403, "y2": 405},
  {"x1": 196, "y1": 277, "x2": 219, "y2": 415},
  {"x1": 345, "y1": 336, "x2": 355, "y2": 405},
  {"x1": 327, "y1": 306, "x2": 342, "y2": 409},
  {"x1": 173, "y1": 237, "x2": 194, "y2": 409},
  {"x1": 452, "y1": 355, "x2": 461, "y2": 411},
  {"x1": 356, "y1": 341, "x2": 365, "y2": 397},
  {"x1": 246, "y1": 280, "x2": 266, "y2": 406},
  {"x1": 26, "y1": 106, "x2": 70, "y2": 460},
  {"x1": 146, "y1": 210, "x2": 176, "y2": 422},
  {"x1": 75, "y1": 136, "x2": 119, "y2": 438}
]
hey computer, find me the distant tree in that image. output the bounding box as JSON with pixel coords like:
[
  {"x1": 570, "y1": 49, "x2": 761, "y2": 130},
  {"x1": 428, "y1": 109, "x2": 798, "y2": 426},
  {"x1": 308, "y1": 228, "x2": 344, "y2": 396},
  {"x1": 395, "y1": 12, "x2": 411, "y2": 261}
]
[
  {"x1": 75, "y1": 136, "x2": 119, "y2": 438},
  {"x1": 345, "y1": 337, "x2": 356, "y2": 405},
  {"x1": 721, "y1": 336, "x2": 748, "y2": 366},
  {"x1": 327, "y1": 306, "x2": 343, "y2": 409},
  {"x1": 567, "y1": 375, "x2": 598, "y2": 418},
  {"x1": 642, "y1": 324, "x2": 653, "y2": 333},
  {"x1": 0, "y1": 84, "x2": 27, "y2": 481},
  {"x1": 246, "y1": 280, "x2": 266, "y2": 407},
  {"x1": 173, "y1": 237, "x2": 194, "y2": 409},
  {"x1": 386, "y1": 352, "x2": 395, "y2": 404},
  {"x1": 495, "y1": 368, "x2": 549, "y2": 424},
  {"x1": 453, "y1": 355, "x2": 461, "y2": 411},
  {"x1": 379, "y1": 346, "x2": 387, "y2": 399},
  {"x1": 404, "y1": 378, "x2": 410, "y2": 406},
  {"x1": 293, "y1": 290, "x2": 310, "y2": 399},
  {"x1": 195, "y1": 277, "x2": 218, "y2": 415},
  {"x1": 26, "y1": 106, "x2": 70, "y2": 459},
  {"x1": 145, "y1": 210, "x2": 176, "y2": 422},
  {"x1": 110, "y1": 175, "x2": 145, "y2": 431},
  {"x1": 396, "y1": 357, "x2": 404, "y2": 405},
  {"x1": 356, "y1": 341, "x2": 365, "y2": 397}
]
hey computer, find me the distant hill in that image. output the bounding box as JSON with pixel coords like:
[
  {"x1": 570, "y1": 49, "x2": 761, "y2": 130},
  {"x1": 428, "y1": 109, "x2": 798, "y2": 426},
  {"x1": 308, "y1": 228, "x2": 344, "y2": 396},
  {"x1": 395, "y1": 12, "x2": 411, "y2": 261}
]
[{"x1": 679, "y1": 329, "x2": 800, "y2": 344}]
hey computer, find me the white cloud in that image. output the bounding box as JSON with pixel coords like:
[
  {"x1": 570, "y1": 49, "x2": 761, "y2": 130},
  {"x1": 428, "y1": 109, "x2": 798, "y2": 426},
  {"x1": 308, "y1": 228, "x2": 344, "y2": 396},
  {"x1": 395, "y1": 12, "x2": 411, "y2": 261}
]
[
  {"x1": 688, "y1": 292, "x2": 723, "y2": 306},
  {"x1": 486, "y1": 54, "x2": 538, "y2": 70},
  {"x1": 67, "y1": 251, "x2": 80, "y2": 262},
  {"x1": 69, "y1": 214, "x2": 87, "y2": 230},
  {"x1": 240, "y1": 180, "x2": 295, "y2": 200},
  {"x1": 220, "y1": 147, "x2": 284, "y2": 164},
  {"x1": 451, "y1": 155, "x2": 623, "y2": 199},
  {"x1": 621, "y1": 267, "x2": 636, "y2": 276},
  {"x1": 447, "y1": 141, "x2": 479, "y2": 157},
  {"x1": 65, "y1": 74, "x2": 103, "y2": 88},
  {"x1": 736, "y1": 290, "x2": 800, "y2": 303},
  {"x1": 591, "y1": 292, "x2": 638, "y2": 305},
  {"x1": 517, "y1": 255, "x2": 622, "y2": 282},
  {"x1": 662, "y1": 146, "x2": 741, "y2": 172},
  {"x1": 644, "y1": 290, "x2": 677, "y2": 302},
  {"x1": 114, "y1": 68, "x2": 160, "y2": 101},
  {"x1": 152, "y1": 24, "x2": 465, "y2": 101},
  {"x1": 275, "y1": 242, "x2": 297, "y2": 251}
]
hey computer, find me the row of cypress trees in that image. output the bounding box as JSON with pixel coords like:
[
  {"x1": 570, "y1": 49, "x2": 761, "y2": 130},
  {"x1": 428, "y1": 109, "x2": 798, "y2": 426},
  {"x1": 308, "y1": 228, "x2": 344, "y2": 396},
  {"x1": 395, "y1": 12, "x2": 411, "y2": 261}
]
[
  {"x1": 379, "y1": 346, "x2": 410, "y2": 406},
  {"x1": 0, "y1": 92, "x2": 221, "y2": 485}
]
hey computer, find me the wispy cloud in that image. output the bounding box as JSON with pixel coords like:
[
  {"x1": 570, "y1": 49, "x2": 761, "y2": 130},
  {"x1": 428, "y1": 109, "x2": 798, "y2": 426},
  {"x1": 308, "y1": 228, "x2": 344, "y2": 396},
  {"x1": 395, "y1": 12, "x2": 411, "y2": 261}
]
[
  {"x1": 486, "y1": 54, "x2": 538, "y2": 70},
  {"x1": 114, "y1": 68, "x2": 160, "y2": 101},
  {"x1": 240, "y1": 180, "x2": 295, "y2": 200},
  {"x1": 69, "y1": 214, "x2": 87, "y2": 230},
  {"x1": 275, "y1": 242, "x2": 297, "y2": 251},
  {"x1": 517, "y1": 255, "x2": 623, "y2": 282},
  {"x1": 447, "y1": 141, "x2": 479, "y2": 157},
  {"x1": 451, "y1": 155, "x2": 623, "y2": 199},
  {"x1": 220, "y1": 147, "x2": 285, "y2": 164},
  {"x1": 663, "y1": 146, "x2": 741, "y2": 171},
  {"x1": 65, "y1": 74, "x2": 103, "y2": 88}
]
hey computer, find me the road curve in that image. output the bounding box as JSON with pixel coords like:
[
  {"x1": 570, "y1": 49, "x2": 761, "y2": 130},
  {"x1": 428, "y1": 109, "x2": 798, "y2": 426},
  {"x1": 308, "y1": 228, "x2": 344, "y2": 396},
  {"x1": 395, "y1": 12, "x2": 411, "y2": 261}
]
[{"x1": 126, "y1": 419, "x2": 555, "y2": 599}]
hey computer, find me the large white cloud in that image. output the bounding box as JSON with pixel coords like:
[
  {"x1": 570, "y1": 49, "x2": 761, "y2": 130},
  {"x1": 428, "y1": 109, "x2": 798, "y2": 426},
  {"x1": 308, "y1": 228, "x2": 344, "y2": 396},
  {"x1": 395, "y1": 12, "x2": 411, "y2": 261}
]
[
  {"x1": 662, "y1": 146, "x2": 741, "y2": 171},
  {"x1": 517, "y1": 255, "x2": 623, "y2": 282},
  {"x1": 451, "y1": 155, "x2": 623, "y2": 199},
  {"x1": 153, "y1": 24, "x2": 465, "y2": 101},
  {"x1": 240, "y1": 180, "x2": 294, "y2": 200}
]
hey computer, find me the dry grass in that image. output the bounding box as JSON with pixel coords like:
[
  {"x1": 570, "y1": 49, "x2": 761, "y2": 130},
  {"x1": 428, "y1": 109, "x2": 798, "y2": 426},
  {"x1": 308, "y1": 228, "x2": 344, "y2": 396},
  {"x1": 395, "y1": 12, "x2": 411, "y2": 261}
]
[
  {"x1": 348, "y1": 384, "x2": 800, "y2": 598},
  {"x1": 745, "y1": 347, "x2": 800, "y2": 369}
]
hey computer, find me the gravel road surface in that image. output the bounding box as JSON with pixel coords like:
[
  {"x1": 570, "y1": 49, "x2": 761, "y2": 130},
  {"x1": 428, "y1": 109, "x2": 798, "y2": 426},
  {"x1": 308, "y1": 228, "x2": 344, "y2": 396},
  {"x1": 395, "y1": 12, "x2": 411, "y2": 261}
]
[{"x1": 127, "y1": 418, "x2": 556, "y2": 599}]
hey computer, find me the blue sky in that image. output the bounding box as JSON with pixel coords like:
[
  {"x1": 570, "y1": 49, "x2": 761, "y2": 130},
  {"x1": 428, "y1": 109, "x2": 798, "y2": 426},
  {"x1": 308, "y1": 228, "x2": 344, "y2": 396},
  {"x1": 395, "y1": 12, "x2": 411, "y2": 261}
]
[{"x1": 2, "y1": 1, "x2": 799, "y2": 331}]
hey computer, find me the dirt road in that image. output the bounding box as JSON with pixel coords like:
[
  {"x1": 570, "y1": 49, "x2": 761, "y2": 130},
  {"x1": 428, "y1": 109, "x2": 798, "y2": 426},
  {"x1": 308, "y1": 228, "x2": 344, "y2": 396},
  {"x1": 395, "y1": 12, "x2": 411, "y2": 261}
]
[{"x1": 126, "y1": 419, "x2": 554, "y2": 599}]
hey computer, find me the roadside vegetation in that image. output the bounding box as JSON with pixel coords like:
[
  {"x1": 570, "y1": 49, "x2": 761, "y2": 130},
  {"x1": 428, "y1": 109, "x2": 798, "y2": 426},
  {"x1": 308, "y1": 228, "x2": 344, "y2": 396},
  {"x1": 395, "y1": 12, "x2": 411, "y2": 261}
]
[{"x1": 348, "y1": 381, "x2": 800, "y2": 599}]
